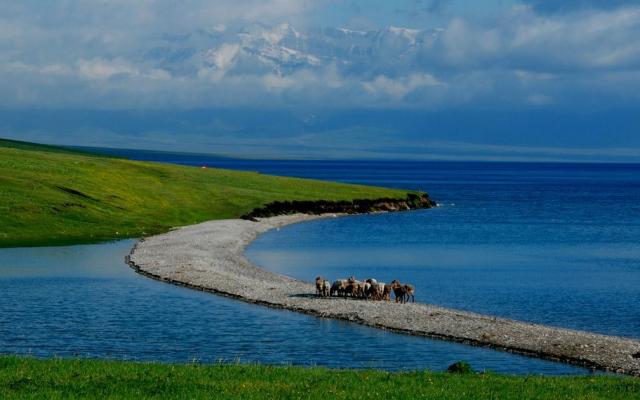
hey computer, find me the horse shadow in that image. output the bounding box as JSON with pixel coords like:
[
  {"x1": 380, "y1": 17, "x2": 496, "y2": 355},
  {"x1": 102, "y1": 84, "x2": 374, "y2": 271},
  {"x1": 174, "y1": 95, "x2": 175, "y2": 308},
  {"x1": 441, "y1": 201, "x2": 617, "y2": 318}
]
[{"x1": 289, "y1": 293, "x2": 317, "y2": 299}]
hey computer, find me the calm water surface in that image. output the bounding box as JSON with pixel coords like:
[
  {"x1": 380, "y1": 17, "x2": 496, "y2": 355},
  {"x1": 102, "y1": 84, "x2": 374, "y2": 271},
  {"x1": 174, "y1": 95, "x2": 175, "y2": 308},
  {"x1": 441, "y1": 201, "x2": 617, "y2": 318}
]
[
  {"x1": 244, "y1": 162, "x2": 640, "y2": 339},
  {"x1": 0, "y1": 241, "x2": 585, "y2": 374}
]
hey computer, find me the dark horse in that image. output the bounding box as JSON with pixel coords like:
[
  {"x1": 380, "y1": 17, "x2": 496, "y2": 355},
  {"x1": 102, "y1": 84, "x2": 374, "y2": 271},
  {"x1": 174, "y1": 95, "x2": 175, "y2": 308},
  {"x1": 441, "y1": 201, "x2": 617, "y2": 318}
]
[
  {"x1": 390, "y1": 280, "x2": 406, "y2": 303},
  {"x1": 390, "y1": 280, "x2": 415, "y2": 303}
]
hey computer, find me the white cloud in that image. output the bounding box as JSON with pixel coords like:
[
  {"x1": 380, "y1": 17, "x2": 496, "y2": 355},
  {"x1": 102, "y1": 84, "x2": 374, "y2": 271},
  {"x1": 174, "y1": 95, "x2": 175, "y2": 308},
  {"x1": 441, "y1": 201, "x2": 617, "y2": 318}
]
[
  {"x1": 441, "y1": 18, "x2": 502, "y2": 65},
  {"x1": 363, "y1": 74, "x2": 442, "y2": 99},
  {"x1": 40, "y1": 64, "x2": 73, "y2": 76},
  {"x1": 77, "y1": 59, "x2": 139, "y2": 80},
  {"x1": 514, "y1": 70, "x2": 556, "y2": 81},
  {"x1": 76, "y1": 58, "x2": 170, "y2": 81},
  {"x1": 507, "y1": 5, "x2": 640, "y2": 69},
  {"x1": 526, "y1": 93, "x2": 553, "y2": 105},
  {"x1": 1, "y1": 2, "x2": 640, "y2": 109},
  {"x1": 263, "y1": 73, "x2": 296, "y2": 91}
]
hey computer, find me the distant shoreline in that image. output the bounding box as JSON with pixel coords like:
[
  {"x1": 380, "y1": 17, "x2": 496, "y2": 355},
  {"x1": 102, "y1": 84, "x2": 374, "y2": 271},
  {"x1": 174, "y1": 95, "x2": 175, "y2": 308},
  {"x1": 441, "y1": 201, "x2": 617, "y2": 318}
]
[{"x1": 127, "y1": 212, "x2": 640, "y2": 376}]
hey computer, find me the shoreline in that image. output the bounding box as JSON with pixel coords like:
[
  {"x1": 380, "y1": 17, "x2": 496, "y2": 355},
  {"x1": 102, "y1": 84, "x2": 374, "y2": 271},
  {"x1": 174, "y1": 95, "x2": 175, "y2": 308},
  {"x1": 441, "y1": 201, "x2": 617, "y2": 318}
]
[{"x1": 127, "y1": 213, "x2": 640, "y2": 376}]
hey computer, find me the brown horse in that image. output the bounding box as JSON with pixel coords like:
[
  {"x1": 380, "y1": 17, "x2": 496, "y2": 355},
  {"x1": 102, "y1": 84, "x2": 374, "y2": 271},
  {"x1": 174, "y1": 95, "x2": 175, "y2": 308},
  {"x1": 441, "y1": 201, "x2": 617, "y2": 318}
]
[
  {"x1": 382, "y1": 284, "x2": 392, "y2": 301},
  {"x1": 322, "y1": 280, "x2": 331, "y2": 297},
  {"x1": 390, "y1": 280, "x2": 407, "y2": 303},
  {"x1": 315, "y1": 276, "x2": 324, "y2": 297},
  {"x1": 344, "y1": 276, "x2": 359, "y2": 297},
  {"x1": 403, "y1": 284, "x2": 415, "y2": 303}
]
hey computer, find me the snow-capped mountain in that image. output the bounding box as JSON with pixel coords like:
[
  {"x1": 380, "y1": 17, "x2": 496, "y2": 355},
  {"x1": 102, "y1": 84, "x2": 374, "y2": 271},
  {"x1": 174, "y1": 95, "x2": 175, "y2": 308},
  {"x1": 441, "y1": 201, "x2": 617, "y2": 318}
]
[{"x1": 143, "y1": 23, "x2": 443, "y2": 77}]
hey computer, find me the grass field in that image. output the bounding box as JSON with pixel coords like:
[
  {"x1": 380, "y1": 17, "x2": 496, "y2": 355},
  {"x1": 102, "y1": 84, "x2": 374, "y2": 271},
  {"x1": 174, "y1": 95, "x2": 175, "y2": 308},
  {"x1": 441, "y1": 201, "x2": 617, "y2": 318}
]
[
  {"x1": 1, "y1": 357, "x2": 638, "y2": 399},
  {"x1": 0, "y1": 138, "x2": 409, "y2": 247}
]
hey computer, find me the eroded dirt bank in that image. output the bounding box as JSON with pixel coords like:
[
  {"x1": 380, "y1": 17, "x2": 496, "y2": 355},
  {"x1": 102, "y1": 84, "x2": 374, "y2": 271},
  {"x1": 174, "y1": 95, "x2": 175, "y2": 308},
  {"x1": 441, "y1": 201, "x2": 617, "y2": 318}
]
[{"x1": 240, "y1": 193, "x2": 435, "y2": 220}]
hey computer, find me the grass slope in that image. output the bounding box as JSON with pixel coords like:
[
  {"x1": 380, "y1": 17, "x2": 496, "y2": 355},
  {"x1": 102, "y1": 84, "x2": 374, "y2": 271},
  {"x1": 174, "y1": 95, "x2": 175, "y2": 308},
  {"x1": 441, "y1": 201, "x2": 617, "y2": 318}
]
[
  {"x1": 1, "y1": 357, "x2": 638, "y2": 400},
  {"x1": 0, "y1": 138, "x2": 92, "y2": 155},
  {"x1": 0, "y1": 139, "x2": 409, "y2": 247}
]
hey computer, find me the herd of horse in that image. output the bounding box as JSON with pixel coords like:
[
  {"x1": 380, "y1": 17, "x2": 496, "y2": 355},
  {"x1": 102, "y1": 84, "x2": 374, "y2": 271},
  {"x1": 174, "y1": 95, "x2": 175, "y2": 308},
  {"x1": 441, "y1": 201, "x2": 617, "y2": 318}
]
[{"x1": 315, "y1": 276, "x2": 415, "y2": 303}]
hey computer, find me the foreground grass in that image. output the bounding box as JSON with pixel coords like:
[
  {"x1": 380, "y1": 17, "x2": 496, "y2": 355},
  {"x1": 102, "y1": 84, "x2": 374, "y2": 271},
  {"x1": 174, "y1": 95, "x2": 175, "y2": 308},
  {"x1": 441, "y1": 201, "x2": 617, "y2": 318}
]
[
  {"x1": 0, "y1": 357, "x2": 638, "y2": 400},
  {"x1": 0, "y1": 139, "x2": 409, "y2": 247}
]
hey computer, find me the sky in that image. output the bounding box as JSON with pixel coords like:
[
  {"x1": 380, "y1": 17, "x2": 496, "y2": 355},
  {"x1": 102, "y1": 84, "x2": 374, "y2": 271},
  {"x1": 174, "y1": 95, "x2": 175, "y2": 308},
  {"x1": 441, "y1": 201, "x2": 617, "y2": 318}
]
[{"x1": 1, "y1": 0, "x2": 639, "y2": 161}]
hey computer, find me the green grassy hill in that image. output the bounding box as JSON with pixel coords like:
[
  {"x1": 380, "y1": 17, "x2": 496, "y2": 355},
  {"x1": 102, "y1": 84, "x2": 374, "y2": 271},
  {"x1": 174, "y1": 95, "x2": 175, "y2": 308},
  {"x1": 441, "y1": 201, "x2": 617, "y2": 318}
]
[
  {"x1": 1, "y1": 357, "x2": 637, "y2": 400},
  {"x1": 0, "y1": 139, "x2": 409, "y2": 247}
]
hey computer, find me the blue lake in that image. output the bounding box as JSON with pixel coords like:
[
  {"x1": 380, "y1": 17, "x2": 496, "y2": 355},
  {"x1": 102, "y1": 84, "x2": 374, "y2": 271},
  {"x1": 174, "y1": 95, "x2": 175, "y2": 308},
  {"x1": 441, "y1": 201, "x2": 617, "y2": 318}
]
[
  {"x1": 244, "y1": 161, "x2": 640, "y2": 339},
  {"x1": 4, "y1": 156, "x2": 638, "y2": 375},
  {"x1": 0, "y1": 241, "x2": 585, "y2": 374}
]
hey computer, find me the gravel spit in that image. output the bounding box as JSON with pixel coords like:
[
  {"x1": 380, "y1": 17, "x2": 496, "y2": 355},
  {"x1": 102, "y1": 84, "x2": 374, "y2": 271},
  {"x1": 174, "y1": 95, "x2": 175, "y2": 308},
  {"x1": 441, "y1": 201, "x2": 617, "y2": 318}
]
[{"x1": 127, "y1": 214, "x2": 640, "y2": 376}]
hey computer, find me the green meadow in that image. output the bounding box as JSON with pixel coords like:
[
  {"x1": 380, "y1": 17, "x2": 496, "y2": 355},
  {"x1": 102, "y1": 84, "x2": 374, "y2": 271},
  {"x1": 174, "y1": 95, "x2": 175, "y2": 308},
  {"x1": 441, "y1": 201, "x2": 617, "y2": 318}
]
[
  {"x1": 0, "y1": 138, "x2": 407, "y2": 247},
  {"x1": 1, "y1": 357, "x2": 637, "y2": 400}
]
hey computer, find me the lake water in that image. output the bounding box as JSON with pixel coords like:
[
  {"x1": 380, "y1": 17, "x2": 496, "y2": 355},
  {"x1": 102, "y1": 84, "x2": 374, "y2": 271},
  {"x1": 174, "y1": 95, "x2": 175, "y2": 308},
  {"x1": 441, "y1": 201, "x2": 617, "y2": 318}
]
[
  {"x1": 116, "y1": 154, "x2": 640, "y2": 339},
  {"x1": 0, "y1": 241, "x2": 585, "y2": 374},
  {"x1": 4, "y1": 154, "x2": 637, "y2": 375},
  {"x1": 243, "y1": 161, "x2": 640, "y2": 339}
]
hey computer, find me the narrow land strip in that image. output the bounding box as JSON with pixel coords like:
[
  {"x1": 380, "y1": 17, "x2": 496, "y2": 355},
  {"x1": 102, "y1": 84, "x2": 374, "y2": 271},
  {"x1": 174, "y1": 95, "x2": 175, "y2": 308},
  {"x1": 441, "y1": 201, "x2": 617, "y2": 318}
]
[{"x1": 127, "y1": 214, "x2": 640, "y2": 376}]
